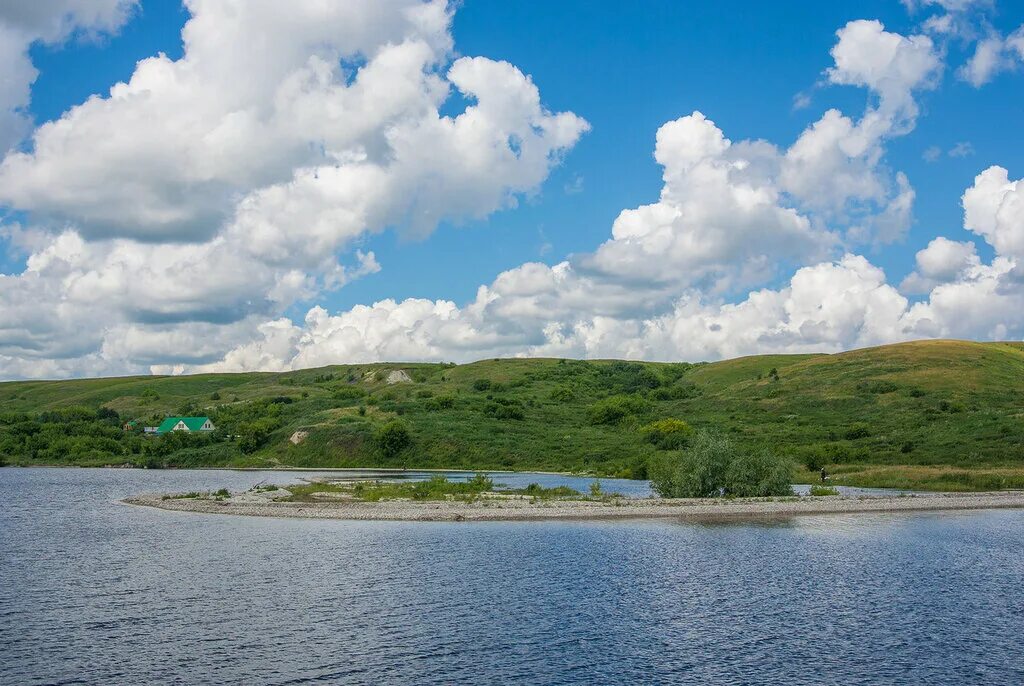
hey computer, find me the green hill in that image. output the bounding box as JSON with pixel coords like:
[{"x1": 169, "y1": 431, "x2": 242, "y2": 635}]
[{"x1": 3, "y1": 339, "x2": 1024, "y2": 489}]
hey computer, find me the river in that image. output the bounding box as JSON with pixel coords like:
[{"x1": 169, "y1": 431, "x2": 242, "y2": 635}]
[{"x1": 2, "y1": 467, "x2": 1023, "y2": 684}]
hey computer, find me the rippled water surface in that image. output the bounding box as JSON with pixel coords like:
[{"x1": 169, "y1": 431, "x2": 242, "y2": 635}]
[{"x1": 2, "y1": 468, "x2": 1024, "y2": 685}]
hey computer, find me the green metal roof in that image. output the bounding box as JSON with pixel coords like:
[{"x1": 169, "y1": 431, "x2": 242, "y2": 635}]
[{"x1": 156, "y1": 416, "x2": 213, "y2": 433}]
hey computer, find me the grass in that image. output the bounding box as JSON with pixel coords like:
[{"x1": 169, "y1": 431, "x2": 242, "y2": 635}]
[
  {"x1": 282, "y1": 476, "x2": 586, "y2": 503},
  {"x1": 808, "y1": 484, "x2": 840, "y2": 496},
  {"x1": 798, "y1": 464, "x2": 1024, "y2": 492},
  {"x1": 161, "y1": 491, "x2": 204, "y2": 500},
  {"x1": 4, "y1": 339, "x2": 1024, "y2": 491}
]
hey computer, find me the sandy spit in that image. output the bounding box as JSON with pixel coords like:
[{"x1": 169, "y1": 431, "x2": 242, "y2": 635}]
[{"x1": 122, "y1": 491, "x2": 1024, "y2": 523}]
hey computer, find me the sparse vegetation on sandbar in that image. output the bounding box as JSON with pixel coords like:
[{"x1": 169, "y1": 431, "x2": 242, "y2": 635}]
[{"x1": 281, "y1": 475, "x2": 603, "y2": 503}]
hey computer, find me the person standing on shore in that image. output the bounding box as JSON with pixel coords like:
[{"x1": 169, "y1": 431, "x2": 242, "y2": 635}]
[{"x1": 820, "y1": 467, "x2": 828, "y2": 483}]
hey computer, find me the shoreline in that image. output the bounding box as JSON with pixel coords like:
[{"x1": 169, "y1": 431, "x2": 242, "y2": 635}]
[
  {"x1": 122, "y1": 490, "x2": 1024, "y2": 523},
  {"x1": 1, "y1": 464, "x2": 593, "y2": 478}
]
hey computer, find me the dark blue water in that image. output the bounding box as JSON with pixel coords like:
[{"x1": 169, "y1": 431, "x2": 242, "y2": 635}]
[{"x1": 2, "y1": 468, "x2": 1024, "y2": 685}]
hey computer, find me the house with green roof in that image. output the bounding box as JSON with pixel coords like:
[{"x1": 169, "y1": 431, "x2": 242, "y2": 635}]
[{"x1": 156, "y1": 416, "x2": 216, "y2": 434}]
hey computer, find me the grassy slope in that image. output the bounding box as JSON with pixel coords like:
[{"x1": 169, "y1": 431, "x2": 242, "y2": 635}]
[{"x1": 3, "y1": 340, "x2": 1024, "y2": 487}]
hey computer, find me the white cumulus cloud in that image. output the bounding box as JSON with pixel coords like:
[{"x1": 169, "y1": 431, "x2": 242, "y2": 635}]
[
  {"x1": 0, "y1": 0, "x2": 587, "y2": 378},
  {"x1": 0, "y1": 0, "x2": 138, "y2": 152}
]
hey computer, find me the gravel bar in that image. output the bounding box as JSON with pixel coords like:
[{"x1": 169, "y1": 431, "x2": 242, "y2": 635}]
[{"x1": 123, "y1": 490, "x2": 1024, "y2": 522}]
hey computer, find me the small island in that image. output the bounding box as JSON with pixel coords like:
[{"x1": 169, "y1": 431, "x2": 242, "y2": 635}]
[{"x1": 124, "y1": 475, "x2": 1024, "y2": 522}]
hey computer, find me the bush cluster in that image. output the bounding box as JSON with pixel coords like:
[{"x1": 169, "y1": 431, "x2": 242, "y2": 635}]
[
  {"x1": 587, "y1": 395, "x2": 650, "y2": 425},
  {"x1": 649, "y1": 431, "x2": 793, "y2": 498},
  {"x1": 426, "y1": 394, "x2": 456, "y2": 410},
  {"x1": 844, "y1": 423, "x2": 871, "y2": 440},
  {"x1": 640, "y1": 418, "x2": 694, "y2": 450},
  {"x1": 374, "y1": 420, "x2": 412, "y2": 457},
  {"x1": 549, "y1": 386, "x2": 575, "y2": 402},
  {"x1": 483, "y1": 398, "x2": 525, "y2": 420}
]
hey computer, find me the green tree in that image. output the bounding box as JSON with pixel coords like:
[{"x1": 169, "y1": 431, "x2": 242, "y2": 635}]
[
  {"x1": 724, "y1": 449, "x2": 793, "y2": 497},
  {"x1": 237, "y1": 418, "x2": 277, "y2": 453},
  {"x1": 649, "y1": 431, "x2": 731, "y2": 497},
  {"x1": 649, "y1": 431, "x2": 792, "y2": 498},
  {"x1": 375, "y1": 420, "x2": 412, "y2": 457}
]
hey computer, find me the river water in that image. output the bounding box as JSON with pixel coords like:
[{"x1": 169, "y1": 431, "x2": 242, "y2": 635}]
[{"x1": 2, "y1": 467, "x2": 1023, "y2": 685}]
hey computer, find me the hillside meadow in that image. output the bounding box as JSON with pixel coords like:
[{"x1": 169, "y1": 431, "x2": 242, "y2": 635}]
[{"x1": 3, "y1": 339, "x2": 1024, "y2": 490}]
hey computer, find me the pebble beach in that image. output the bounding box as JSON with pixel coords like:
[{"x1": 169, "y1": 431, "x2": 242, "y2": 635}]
[{"x1": 123, "y1": 489, "x2": 1024, "y2": 522}]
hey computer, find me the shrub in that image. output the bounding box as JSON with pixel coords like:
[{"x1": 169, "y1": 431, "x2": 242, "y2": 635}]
[
  {"x1": 627, "y1": 455, "x2": 649, "y2": 480},
  {"x1": 723, "y1": 449, "x2": 794, "y2": 497},
  {"x1": 375, "y1": 420, "x2": 412, "y2": 457},
  {"x1": 809, "y1": 485, "x2": 839, "y2": 496},
  {"x1": 650, "y1": 431, "x2": 793, "y2": 498},
  {"x1": 472, "y1": 379, "x2": 492, "y2": 391},
  {"x1": 844, "y1": 423, "x2": 871, "y2": 440},
  {"x1": 640, "y1": 418, "x2": 694, "y2": 450},
  {"x1": 483, "y1": 398, "x2": 525, "y2": 420},
  {"x1": 237, "y1": 418, "x2": 279, "y2": 453},
  {"x1": 649, "y1": 431, "x2": 731, "y2": 498},
  {"x1": 939, "y1": 399, "x2": 966, "y2": 413},
  {"x1": 857, "y1": 379, "x2": 899, "y2": 394},
  {"x1": 801, "y1": 449, "x2": 824, "y2": 472},
  {"x1": 909, "y1": 388, "x2": 927, "y2": 398},
  {"x1": 517, "y1": 483, "x2": 579, "y2": 498},
  {"x1": 427, "y1": 394, "x2": 456, "y2": 410},
  {"x1": 210, "y1": 391, "x2": 221, "y2": 401},
  {"x1": 549, "y1": 386, "x2": 575, "y2": 402},
  {"x1": 333, "y1": 387, "x2": 366, "y2": 401},
  {"x1": 596, "y1": 362, "x2": 663, "y2": 393},
  {"x1": 649, "y1": 381, "x2": 700, "y2": 401},
  {"x1": 587, "y1": 395, "x2": 650, "y2": 425}
]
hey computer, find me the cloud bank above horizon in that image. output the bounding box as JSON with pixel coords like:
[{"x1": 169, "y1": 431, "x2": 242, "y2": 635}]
[{"x1": 0, "y1": 1, "x2": 1022, "y2": 379}]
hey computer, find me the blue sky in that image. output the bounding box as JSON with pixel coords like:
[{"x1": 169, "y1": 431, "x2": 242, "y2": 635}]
[
  {"x1": 2, "y1": 0, "x2": 1024, "y2": 377},
  {"x1": 23, "y1": 0, "x2": 1024, "y2": 305}
]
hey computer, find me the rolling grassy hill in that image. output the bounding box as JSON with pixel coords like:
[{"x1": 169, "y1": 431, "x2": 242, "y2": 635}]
[{"x1": 3, "y1": 339, "x2": 1024, "y2": 489}]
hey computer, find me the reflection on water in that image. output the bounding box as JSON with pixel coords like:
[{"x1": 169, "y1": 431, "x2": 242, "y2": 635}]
[{"x1": 2, "y1": 467, "x2": 1023, "y2": 685}]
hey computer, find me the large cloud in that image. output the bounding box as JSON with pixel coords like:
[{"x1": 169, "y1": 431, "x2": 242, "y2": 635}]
[
  {"x1": 575, "y1": 21, "x2": 939, "y2": 296},
  {"x1": 0, "y1": 0, "x2": 588, "y2": 378},
  {"x1": 0, "y1": 1, "x2": 586, "y2": 242},
  {"x1": 5, "y1": 8, "x2": 1023, "y2": 379},
  {"x1": 187, "y1": 163, "x2": 1024, "y2": 374},
  {"x1": 0, "y1": 0, "x2": 137, "y2": 152}
]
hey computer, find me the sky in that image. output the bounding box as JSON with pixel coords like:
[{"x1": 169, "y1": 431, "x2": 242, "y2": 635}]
[{"x1": 0, "y1": 0, "x2": 1023, "y2": 379}]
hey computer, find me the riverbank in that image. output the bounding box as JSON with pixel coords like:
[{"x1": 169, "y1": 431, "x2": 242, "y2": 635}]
[{"x1": 123, "y1": 490, "x2": 1024, "y2": 522}]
